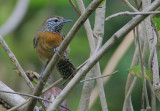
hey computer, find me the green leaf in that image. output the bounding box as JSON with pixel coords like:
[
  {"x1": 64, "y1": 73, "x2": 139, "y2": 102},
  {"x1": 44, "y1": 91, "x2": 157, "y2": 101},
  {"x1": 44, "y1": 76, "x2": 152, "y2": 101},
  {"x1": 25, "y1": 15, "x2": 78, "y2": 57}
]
[
  {"x1": 32, "y1": 79, "x2": 50, "y2": 87},
  {"x1": 152, "y1": 17, "x2": 160, "y2": 31},
  {"x1": 127, "y1": 66, "x2": 152, "y2": 81},
  {"x1": 32, "y1": 79, "x2": 38, "y2": 85},
  {"x1": 98, "y1": 0, "x2": 105, "y2": 8}
]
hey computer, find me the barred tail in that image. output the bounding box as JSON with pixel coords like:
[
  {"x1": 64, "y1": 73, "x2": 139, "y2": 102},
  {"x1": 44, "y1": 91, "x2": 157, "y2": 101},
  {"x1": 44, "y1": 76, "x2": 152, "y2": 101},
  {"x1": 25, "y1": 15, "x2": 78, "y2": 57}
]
[{"x1": 56, "y1": 58, "x2": 76, "y2": 79}]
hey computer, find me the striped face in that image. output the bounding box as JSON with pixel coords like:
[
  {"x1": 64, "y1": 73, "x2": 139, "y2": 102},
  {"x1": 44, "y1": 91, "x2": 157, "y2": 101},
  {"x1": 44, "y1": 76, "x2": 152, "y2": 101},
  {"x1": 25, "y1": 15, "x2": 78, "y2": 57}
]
[{"x1": 43, "y1": 17, "x2": 72, "y2": 34}]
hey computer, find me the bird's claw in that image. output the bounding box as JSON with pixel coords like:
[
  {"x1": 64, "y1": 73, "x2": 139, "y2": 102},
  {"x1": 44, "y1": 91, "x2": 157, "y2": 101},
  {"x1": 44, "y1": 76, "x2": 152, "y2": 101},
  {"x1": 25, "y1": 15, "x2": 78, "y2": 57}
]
[
  {"x1": 54, "y1": 47, "x2": 66, "y2": 57},
  {"x1": 54, "y1": 47, "x2": 60, "y2": 56}
]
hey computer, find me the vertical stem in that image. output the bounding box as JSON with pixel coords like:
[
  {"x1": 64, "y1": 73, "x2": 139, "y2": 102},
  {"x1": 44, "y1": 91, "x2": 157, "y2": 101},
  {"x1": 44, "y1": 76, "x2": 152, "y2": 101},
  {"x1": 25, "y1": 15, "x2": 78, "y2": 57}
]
[
  {"x1": 93, "y1": 1, "x2": 108, "y2": 111},
  {"x1": 142, "y1": 0, "x2": 160, "y2": 102},
  {"x1": 76, "y1": 0, "x2": 97, "y2": 110},
  {"x1": 136, "y1": 27, "x2": 150, "y2": 109},
  {"x1": 123, "y1": 23, "x2": 145, "y2": 111},
  {"x1": 147, "y1": 81, "x2": 156, "y2": 111},
  {"x1": 123, "y1": 77, "x2": 137, "y2": 111},
  {"x1": 76, "y1": 0, "x2": 108, "y2": 111},
  {"x1": 90, "y1": 31, "x2": 134, "y2": 110}
]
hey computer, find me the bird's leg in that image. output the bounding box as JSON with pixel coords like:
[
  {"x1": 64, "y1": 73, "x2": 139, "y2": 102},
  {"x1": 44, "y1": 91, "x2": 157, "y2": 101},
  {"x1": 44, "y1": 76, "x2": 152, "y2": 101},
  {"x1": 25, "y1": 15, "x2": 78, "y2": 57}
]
[
  {"x1": 39, "y1": 60, "x2": 49, "y2": 84},
  {"x1": 54, "y1": 46, "x2": 66, "y2": 57}
]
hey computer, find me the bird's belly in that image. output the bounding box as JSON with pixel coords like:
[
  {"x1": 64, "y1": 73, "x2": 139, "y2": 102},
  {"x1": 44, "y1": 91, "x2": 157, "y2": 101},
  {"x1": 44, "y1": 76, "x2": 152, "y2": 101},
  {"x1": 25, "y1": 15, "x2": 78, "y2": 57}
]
[
  {"x1": 36, "y1": 43, "x2": 54, "y2": 62},
  {"x1": 35, "y1": 32, "x2": 63, "y2": 62}
]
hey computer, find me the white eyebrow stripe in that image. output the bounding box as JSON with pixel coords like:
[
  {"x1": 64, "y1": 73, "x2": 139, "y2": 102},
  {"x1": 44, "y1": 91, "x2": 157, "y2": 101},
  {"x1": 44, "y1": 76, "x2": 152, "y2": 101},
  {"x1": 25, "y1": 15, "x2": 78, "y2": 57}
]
[{"x1": 47, "y1": 17, "x2": 57, "y2": 22}]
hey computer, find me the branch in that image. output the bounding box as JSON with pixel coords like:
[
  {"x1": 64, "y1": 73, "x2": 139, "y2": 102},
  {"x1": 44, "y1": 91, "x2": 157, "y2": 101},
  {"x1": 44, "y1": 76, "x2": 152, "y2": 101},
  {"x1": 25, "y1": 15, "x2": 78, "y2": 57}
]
[
  {"x1": 134, "y1": 0, "x2": 140, "y2": 9},
  {"x1": 76, "y1": 0, "x2": 97, "y2": 110},
  {"x1": 147, "y1": 81, "x2": 156, "y2": 111},
  {"x1": 0, "y1": 91, "x2": 51, "y2": 103},
  {"x1": 0, "y1": 35, "x2": 34, "y2": 89},
  {"x1": 25, "y1": 0, "x2": 104, "y2": 111},
  {"x1": 46, "y1": 0, "x2": 160, "y2": 110},
  {"x1": 105, "y1": 11, "x2": 160, "y2": 22},
  {"x1": 0, "y1": 81, "x2": 26, "y2": 110},
  {"x1": 142, "y1": 0, "x2": 160, "y2": 101},
  {"x1": 8, "y1": 100, "x2": 29, "y2": 111},
  {"x1": 42, "y1": 78, "x2": 64, "y2": 94},
  {"x1": 0, "y1": 0, "x2": 30, "y2": 36},
  {"x1": 89, "y1": 31, "x2": 134, "y2": 109},
  {"x1": 123, "y1": 77, "x2": 137, "y2": 111},
  {"x1": 123, "y1": 22, "x2": 146, "y2": 111},
  {"x1": 123, "y1": 0, "x2": 138, "y2": 12},
  {"x1": 136, "y1": 26, "x2": 150, "y2": 109},
  {"x1": 80, "y1": 70, "x2": 118, "y2": 82},
  {"x1": 92, "y1": 1, "x2": 108, "y2": 110},
  {"x1": 69, "y1": 0, "x2": 81, "y2": 16},
  {"x1": 76, "y1": 0, "x2": 96, "y2": 53}
]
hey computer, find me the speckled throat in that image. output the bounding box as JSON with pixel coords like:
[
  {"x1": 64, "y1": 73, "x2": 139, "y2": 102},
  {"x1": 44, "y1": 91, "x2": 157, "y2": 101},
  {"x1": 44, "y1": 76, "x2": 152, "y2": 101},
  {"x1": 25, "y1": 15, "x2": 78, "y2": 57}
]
[{"x1": 44, "y1": 22, "x2": 64, "y2": 34}]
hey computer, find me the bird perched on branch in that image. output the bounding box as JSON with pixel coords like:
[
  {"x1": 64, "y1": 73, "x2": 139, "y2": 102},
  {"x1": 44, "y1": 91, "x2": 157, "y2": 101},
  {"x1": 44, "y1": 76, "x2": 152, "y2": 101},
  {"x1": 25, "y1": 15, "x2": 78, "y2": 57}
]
[{"x1": 33, "y1": 16, "x2": 76, "y2": 82}]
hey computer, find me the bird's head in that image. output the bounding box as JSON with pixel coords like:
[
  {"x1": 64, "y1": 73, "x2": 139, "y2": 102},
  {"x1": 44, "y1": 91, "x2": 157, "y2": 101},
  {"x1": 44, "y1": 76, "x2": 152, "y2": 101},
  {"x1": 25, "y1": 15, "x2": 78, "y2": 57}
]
[{"x1": 42, "y1": 16, "x2": 72, "y2": 33}]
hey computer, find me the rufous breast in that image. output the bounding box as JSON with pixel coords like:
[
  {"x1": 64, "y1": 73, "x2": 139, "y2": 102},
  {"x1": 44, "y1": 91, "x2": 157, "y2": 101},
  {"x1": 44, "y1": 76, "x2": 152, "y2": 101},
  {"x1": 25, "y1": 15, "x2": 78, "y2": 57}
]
[{"x1": 35, "y1": 31, "x2": 63, "y2": 62}]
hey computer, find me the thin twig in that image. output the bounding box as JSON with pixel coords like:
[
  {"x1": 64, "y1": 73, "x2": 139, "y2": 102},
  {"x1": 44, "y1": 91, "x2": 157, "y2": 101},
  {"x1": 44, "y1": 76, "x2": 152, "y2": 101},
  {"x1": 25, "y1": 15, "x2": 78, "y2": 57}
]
[
  {"x1": 123, "y1": 77, "x2": 137, "y2": 111},
  {"x1": 123, "y1": 0, "x2": 138, "y2": 12},
  {"x1": 147, "y1": 80, "x2": 156, "y2": 111},
  {"x1": 60, "y1": 105, "x2": 72, "y2": 111},
  {"x1": 138, "y1": 2, "x2": 142, "y2": 11},
  {"x1": 133, "y1": 28, "x2": 137, "y2": 46},
  {"x1": 80, "y1": 70, "x2": 118, "y2": 82},
  {"x1": 69, "y1": 0, "x2": 81, "y2": 16},
  {"x1": 105, "y1": 11, "x2": 160, "y2": 22},
  {"x1": 8, "y1": 100, "x2": 29, "y2": 111},
  {"x1": 47, "y1": 1, "x2": 160, "y2": 110},
  {"x1": 0, "y1": 91, "x2": 51, "y2": 103},
  {"x1": 134, "y1": 0, "x2": 139, "y2": 9},
  {"x1": 141, "y1": 81, "x2": 145, "y2": 110},
  {"x1": 0, "y1": 35, "x2": 34, "y2": 89},
  {"x1": 42, "y1": 78, "x2": 64, "y2": 94},
  {"x1": 76, "y1": 0, "x2": 96, "y2": 53},
  {"x1": 77, "y1": 60, "x2": 88, "y2": 70},
  {"x1": 38, "y1": 100, "x2": 47, "y2": 111}
]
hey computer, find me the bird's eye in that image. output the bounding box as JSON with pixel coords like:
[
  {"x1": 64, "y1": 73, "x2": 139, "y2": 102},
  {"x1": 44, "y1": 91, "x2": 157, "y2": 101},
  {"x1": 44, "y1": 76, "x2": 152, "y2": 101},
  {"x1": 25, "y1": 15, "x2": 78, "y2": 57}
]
[{"x1": 54, "y1": 19, "x2": 58, "y2": 22}]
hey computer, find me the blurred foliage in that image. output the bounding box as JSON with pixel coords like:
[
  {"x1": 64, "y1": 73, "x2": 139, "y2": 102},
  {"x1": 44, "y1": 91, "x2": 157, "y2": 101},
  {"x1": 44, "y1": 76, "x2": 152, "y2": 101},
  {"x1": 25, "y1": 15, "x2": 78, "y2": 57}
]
[
  {"x1": 0, "y1": 0, "x2": 160, "y2": 111},
  {"x1": 152, "y1": 17, "x2": 160, "y2": 31}
]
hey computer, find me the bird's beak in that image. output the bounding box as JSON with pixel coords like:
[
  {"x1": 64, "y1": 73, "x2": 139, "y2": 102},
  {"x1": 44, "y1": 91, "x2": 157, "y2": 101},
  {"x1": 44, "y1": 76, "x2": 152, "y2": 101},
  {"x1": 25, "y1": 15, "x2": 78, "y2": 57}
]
[{"x1": 62, "y1": 19, "x2": 72, "y2": 23}]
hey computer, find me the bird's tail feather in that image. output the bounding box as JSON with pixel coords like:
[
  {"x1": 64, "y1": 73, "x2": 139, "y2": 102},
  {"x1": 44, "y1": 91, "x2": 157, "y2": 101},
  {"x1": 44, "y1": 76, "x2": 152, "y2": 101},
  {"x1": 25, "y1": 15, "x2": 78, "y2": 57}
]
[{"x1": 56, "y1": 58, "x2": 76, "y2": 79}]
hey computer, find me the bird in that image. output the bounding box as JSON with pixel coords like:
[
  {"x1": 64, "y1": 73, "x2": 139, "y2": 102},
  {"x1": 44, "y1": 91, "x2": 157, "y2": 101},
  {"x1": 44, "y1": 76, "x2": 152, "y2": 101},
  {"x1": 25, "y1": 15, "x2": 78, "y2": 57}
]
[{"x1": 33, "y1": 16, "x2": 76, "y2": 82}]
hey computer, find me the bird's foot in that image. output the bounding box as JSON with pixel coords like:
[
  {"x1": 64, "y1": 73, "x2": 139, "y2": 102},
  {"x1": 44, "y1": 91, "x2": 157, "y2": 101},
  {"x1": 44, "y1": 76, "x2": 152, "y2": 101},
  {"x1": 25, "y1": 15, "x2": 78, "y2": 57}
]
[
  {"x1": 54, "y1": 47, "x2": 60, "y2": 56},
  {"x1": 54, "y1": 47, "x2": 66, "y2": 57}
]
